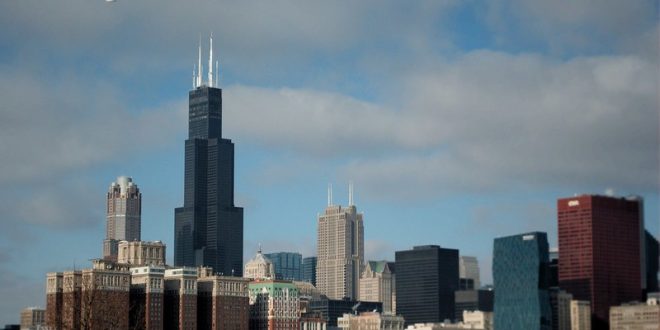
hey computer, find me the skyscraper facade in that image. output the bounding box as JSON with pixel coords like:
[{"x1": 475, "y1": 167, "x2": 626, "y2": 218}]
[
  {"x1": 302, "y1": 256, "x2": 317, "y2": 286},
  {"x1": 264, "y1": 252, "x2": 303, "y2": 281},
  {"x1": 104, "y1": 176, "x2": 141, "y2": 260},
  {"x1": 395, "y1": 245, "x2": 459, "y2": 325},
  {"x1": 557, "y1": 195, "x2": 643, "y2": 326},
  {"x1": 316, "y1": 186, "x2": 364, "y2": 300},
  {"x1": 174, "y1": 37, "x2": 244, "y2": 276},
  {"x1": 493, "y1": 232, "x2": 552, "y2": 330}
]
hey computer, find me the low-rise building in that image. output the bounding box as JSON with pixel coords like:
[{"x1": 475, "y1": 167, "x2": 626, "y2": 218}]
[
  {"x1": 337, "y1": 312, "x2": 405, "y2": 330},
  {"x1": 610, "y1": 298, "x2": 660, "y2": 330},
  {"x1": 462, "y1": 311, "x2": 492, "y2": 330}
]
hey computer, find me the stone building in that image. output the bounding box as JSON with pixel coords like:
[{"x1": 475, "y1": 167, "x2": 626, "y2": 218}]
[
  {"x1": 248, "y1": 280, "x2": 300, "y2": 330},
  {"x1": 197, "y1": 267, "x2": 250, "y2": 330},
  {"x1": 359, "y1": 261, "x2": 395, "y2": 313},
  {"x1": 118, "y1": 240, "x2": 166, "y2": 266},
  {"x1": 245, "y1": 249, "x2": 276, "y2": 280}
]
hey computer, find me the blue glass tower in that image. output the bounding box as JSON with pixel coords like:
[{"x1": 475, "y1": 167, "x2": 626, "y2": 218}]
[
  {"x1": 493, "y1": 232, "x2": 552, "y2": 330},
  {"x1": 303, "y1": 256, "x2": 317, "y2": 286},
  {"x1": 264, "y1": 252, "x2": 303, "y2": 281}
]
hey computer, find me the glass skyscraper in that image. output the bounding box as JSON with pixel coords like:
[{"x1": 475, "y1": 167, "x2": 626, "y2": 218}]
[
  {"x1": 493, "y1": 232, "x2": 552, "y2": 330},
  {"x1": 264, "y1": 252, "x2": 303, "y2": 281},
  {"x1": 303, "y1": 256, "x2": 317, "y2": 286},
  {"x1": 174, "y1": 64, "x2": 244, "y2": 276}
]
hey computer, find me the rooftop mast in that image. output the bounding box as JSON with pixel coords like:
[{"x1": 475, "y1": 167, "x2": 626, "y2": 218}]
[{"x1": 208, "y1": 34, "x2": 213, "y2": 87}]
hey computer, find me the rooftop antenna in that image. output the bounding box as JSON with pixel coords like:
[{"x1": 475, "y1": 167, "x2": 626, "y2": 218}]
[
  {"x1": 192, "y1": 65, "x2": 196, "y2": 88},
  {"x1": 349, "y1": 181, "x2": 354, "y2": 206},
  {"x1": 208, "y1": 33, "x2": 213, "y2": 87},
  {"x1": 197, "y1": 35, "x2": 202, "y2": 87},
  {"x1": 215, "y1": 60, "x2": 219, "y2": 87},
  {"x1": 328, "y1": 183, "x2": 333, "y2": 206}
]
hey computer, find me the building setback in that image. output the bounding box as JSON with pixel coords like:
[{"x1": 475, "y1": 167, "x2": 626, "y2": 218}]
[
  {"x1": 557, "y1": 195, "x2": 643, "y2": 327},
  {"x1": 104, "y1": 176, "x2": 142, "y2": 261},
  {"x1": 493, "y1": 232, "x2": 552, "y2": 330},
  {"x1": 395, "y1": 245, "x2": 459, "y2": 325},
  {"x1": 174, "y1": 37, "x2": 244, "y2": 276}
]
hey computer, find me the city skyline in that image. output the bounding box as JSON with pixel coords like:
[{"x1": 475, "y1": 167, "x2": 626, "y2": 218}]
[{"x1": 0, "y1": 0, "x2": 658, "y2": 325}]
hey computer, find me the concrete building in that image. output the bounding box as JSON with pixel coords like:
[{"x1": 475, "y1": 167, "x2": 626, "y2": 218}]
[
  {"x1": 337, "y1": 312, "x2": 405, "y2": 330},
  {"x1": 45, "y1": 272, "x2": 63, "y2": 330},
  {"x1": 197, "y1": 267, "x2": 250, "y2": 330},
  {"x1": 395, "y1": 245, "x2": 459, "y2": 325},
  {"x1": 303, "y1": 256, "x2": 318, "y2": 286},
  {"x1": 264, "y1": 252, "x2": 303, "y2": 281},
  {"x1": 462, "y1": 311, "x2": 493, "y2": 330},
  {"x1": 20, "y1": 307, "x2": 44, "y2": 330},
  {"x1": 248, "y1": 280, "x2": 300, "y2": 330},
  {"x1": 317, "y1": 184, "x2": 364, "y2": 300},
  {"x1": 104, "y1": 176, "x2": 142, "y2": 260},
  {"x1": 359, "y1": 261, "x2": 395, "y2": 313},
  {"x1": 118, "y1": 240, "x2": 166, "y2": 266},
  {"x1": 129, "y1": 265, "x2": 165, "y2": 330},
  {"x1": 459, "y1": 257, "x2": 480, "y2": 290},
  {"x1": 493, "y1": 232, "x2": 552, "y2": 330},
  {"x1": 245, "y1": 248, "x2": 276, "y2": 280},
  {"x1": 558, "y1": 195, "x2": 643, "y2": 327},
  {"x1": 164, "y1": 267, "x2": 198, "y2": 330},
  {"x1": 570, "y1": 300, "x2": 590, "y2": 330},
  {"x1": 609, "y1": 298, "x2": 660, "y2": 330},
  {"x1": 454, "y1": 290, "x2": 493, "y2": 322}
]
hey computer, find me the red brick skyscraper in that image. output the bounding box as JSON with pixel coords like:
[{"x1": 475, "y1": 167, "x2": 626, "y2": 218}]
[{"x1": 557, "y1": 195, "x2": 643, "y2": 327}]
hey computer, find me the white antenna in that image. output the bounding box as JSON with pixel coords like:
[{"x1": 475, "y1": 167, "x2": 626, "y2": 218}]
[
  {"x1": 197, "y1": 36, "x2": 202, "y2": 87},
  {"x1": 349, "y1": 181, "x2": 354, "y2": 206},
  {"x1": 328, "y1": 184, "x2": 333, "y2": 206},
  {"x1": 215, "y1": 60, "x2": 219, "y2": 87},
  {"x1": 208, "y1": 33, "x2": 213, "y2": 87},
  {"x1": 192, "y1": 65, "x2": 196, "y2": 88}
]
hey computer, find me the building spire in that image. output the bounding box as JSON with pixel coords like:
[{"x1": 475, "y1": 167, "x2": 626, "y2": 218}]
[
  {"x1": 208, "y1": 33, "x2": 213, "y2": 87},
  {"x1": 197, "y1": 35, "x2": 203, "y2": 87},
  {"x1": 215, "y1": 60, "x2": 219, "y2": 87},
  {"x1": 192, "y1": 65, "x2": 196, "y2": 88},
  {"x1": 328, "y1": 183, "x2": 333, "y2": 206},
  {"x1": 349, "y1": 181, "x2": 354, "y2": 206}
]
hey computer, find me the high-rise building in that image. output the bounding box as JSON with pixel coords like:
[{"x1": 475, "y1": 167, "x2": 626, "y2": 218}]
[
  {"x1": 303, "y1": 256, "x2": 317, "y2": 286},
  {"x1": 163, "y1": 268, "x2": 198, "y2": 330},
  {"x1": 264, "y1": 252, "x2": 303, "y2": 281},
  {"x1": 395, "y1": 245, "x2": 459, "y2": 325},
  {"x1": 493, "y1": 232, "x2": 552, "y2": 330},
  {"x1": 244, "y1": 249, "x2": 275, "y2": 280},
  {"x1": 174, "y1": 36, "x2": 244, "y2": 276},
  {"x1": 316, "y1": 184, "x2": 364, "y2": 300},
  {"x1": 557, "y1": 195, "x2": 643, "y2": 327},
  {"x1": 359, "y1": 261, "x2": 395, "y2": 313},
  {"x1": 104, "y1": 176, "x2": 142, "y2": 260},
  {"x1": 459, "y1": 256, "x2": 480, "y2": 289}
]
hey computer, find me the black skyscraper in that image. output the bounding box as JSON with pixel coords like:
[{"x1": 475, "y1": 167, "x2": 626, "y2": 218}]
[
  {"x1": 174, "y1": 84, "x2": 244, "y2": 276},
  {"x1": 395, "y1": 245, "x2": 459, "y2": 325}
]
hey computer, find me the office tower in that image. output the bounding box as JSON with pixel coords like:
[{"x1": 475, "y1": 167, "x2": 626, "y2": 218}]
[
  {"x1": 557, "y1": 195, "x2": 643, "y2": 327},
  {"x1": 164, "y1": 268, "x2": 198, "y2": 330},
  {"x1": 454, "y1": 290, "x2": 494, "y2": 322},
  {"x1": 645, "y1": 231, "x2": 659, "y2": 294},
  {"x1": 244, "y1": 249, "x2": 275, "y2": 280},
  {"x1": 493, "y1": 232, "x2": 552, "y2": 330},
  {"x1": 548, "y1": 248, "x2": 559, "y2": 288},
  {"x1": 197, "y1": 267, "x2": 250, "y2": 330},
  {"x1": 248, "y1": 280, "x2": 301, "y2": 330},
  {"x1": 104, "y1": 176, "x2": 142, "y2": 260},
  {"x1": 118, "y1": 240, "x2": 166, "y2": 266},
  {"x1": 459, "y1": 256, "x2": 480, "y2": 289},
  {"x1": 359, "y1": 261, "x2": 395, "y2": 313},
  {"x1": 129, "y1": 265, "x2": 165, "y2": 330},
  {"x1": 174, "y1": 36, "x2": 244, "y2": 276},
  {"x1": 395, "y1": 245, "x2": 459, "y2": 325},
  {"x1": 303, "y1": 256, "x2": 317, "y2": 286},
  {"x1": 20, "y1": 307, "x2": 45, "y2": 330},
  {"x1": 609, "y1": 298, "x2": 660, "y2": 329},
  {"x1": 570, "y1": 300, "x2": 591, "y2": 330},
  {"x1": 264, "y1": 252, "x2": 303, "y2": 281},
  {"x1": 316, "y1": 184, "x2": 364, "y2": 300}
]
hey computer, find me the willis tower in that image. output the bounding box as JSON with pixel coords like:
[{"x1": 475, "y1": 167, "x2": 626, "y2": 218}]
[{"x1": 175, "y1": 36, "x2": 243, "y2": 276}]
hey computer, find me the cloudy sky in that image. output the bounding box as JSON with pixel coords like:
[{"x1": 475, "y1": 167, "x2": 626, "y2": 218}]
[{"x1": 0, "y1": 0, "x2": 658, "y2": 323}]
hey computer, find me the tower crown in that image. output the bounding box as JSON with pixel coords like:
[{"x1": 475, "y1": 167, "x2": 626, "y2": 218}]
[{"x1": 193, "y1": 34, "x2": 219, "y2": 88}]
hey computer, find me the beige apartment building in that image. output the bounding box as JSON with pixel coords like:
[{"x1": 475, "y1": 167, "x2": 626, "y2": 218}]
[{"x1": 359, "y1": 261, "x2": 395, "y2": 313}]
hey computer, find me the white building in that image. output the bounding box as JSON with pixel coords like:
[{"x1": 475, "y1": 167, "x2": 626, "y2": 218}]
[
  {"x1": 359, "y1": 261, "x2": 395, "y2": 313},
  {"x1": 244, "y1": 248, "x2": 275, "y2": 280},
  {"x1": 459, "y1": 256, "x2": 480, "y2": 289}
]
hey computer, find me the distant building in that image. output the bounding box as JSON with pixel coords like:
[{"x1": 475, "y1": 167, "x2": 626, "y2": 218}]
[
  {"x1": 337, "y1": 312, "x2": 405, "y2": 330},
  {"x1": 20, "y1": 307, "x2": 45, "y2": 330},
  {"x1": 104, "y1": 176, "x2": 142, "y2": 261},
  {"x1": 303, "y1": 256, "x2": 317, "y2": 286},
  {"x1": 558, "y1": 195, "x2": 643, "y2": 327},
  {"x1": 118, "y1": 240, "x2": 166, "y2": 266},
  {"x1": 646, "y1": 231, "x2": 660, "y2": 295},
  {"x1": 609, "y1": 298, "x2": 660, "y2": 330},
  {"x1": 493, "y1": 232, "x2": 552, "y2": 330},
  {"x1": 264, "y1": 252, "x2": 303, "y2": 281},
  {"x1": 316, "y1": 184, "x2": 364, "y2": 300},
  {"x1": 454, "y1": 290, "x2": 493, "y2": 322},
  {"x1": 570, "y1": 300, "x2": 590, "y2": 330},
  {"x1": 459, "y1": 256, "x2": 480, "y2": 289},
  {"x1": 548, "y1": 289, "x2": 572, "y2": 330},
  {"x1": 462, "y1": 310, "x2": 493, "y2": 330},
  {"x1": 244, "y1": 248, "x2": 275, "y2": 280},
  {"x1": 307, "y1": 297, "x2": 383, "y2": 327},
  {"x1": 197, "y1": 267, "x2": 250, "y2": 330},
  {"x1": 164, "y1": 267, "x2": 198, "y2": 330},
  {"x1": 359, "y1": 260, "x2": 395, "y2": 313},
  {"x1": 248, "y1": 280, "x2": 300, "y2": 330},
  {"x1": 458, "y1": 278, "x2": 474, "y2": 291},
  {"x1": 395, "y1": 245, "x2": 459, "y2": 325}
]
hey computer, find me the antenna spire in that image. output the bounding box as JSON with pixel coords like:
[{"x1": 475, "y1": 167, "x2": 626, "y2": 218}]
[
  {"x1": 349, "y1": 181, "x2": 354, "y2": 206},
  {"x1": 192, "y1": 65, "x2": 196, "y2": 88},
  {"x1": 328, "y1": 183, "x2": 333, "y2": 206},
  {"x1": 215, "y1": 60, "x2": 219, "y2": 87},
  {"x1": 197, "y1": 36, "x2": 202, "y2": 87},
  {"x1": 208, "y1": 33, "x2": 213, "y2": 87}
]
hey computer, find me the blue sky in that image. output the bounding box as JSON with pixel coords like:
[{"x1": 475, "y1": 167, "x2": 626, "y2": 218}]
[{"x1": 0, "y1": 0, "x2": 658, "y2": 324}]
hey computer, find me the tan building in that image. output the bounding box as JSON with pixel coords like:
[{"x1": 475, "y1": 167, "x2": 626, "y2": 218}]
[
  {"x1": 129, "y1": 265, "x2": 165, "y2": 330},
  {"x1": 570, "y1": 300, "x2": 590, "y2": 330},
  {"x1": 359, "y1": 261, "x2": 395, "y2": 313},
  {"x1": 197, "y1": 267, "x2": 250, "y2": 330},
  {"x1": 118, "y1": 240, "x2": 166, "y2": 266},
  {"x1": 317, "y1": 184, "x2": 364, "y2": 300},
  {"x1": 462, "y1": 310, "x2": 492, "y2": 330},
  {"x1": 20, "y1": 307, "x2": 45, "y2": 330},
  {"x1": 245, "y1": 248, "x2": 275, "y2": 280},
  {"x1": 555, "y1": 290, "x2": 573, "y2": 330},
  {"x1": 610, "y1": 298, "x2": 660, "y2": 330},
  {"x1": 248, "y1": 280, "x2": 300, "y2": 330},
  {"x1": 337, "y1": 312, "x2": 405, "y2": 330},
  {"x1": 104, "y1": 176, "x2": 142, "y2": 260},
  {"x1": 46, "y1": 272, "x2": 63, "y2": 330},
  {"x1": 164, "y1": 267, "x2": 198, "y2": 330}
]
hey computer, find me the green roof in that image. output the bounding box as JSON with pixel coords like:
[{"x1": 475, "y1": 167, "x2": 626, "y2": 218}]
[{"x1": 367, "y1": 260, "x2": 394, "y2": 274}]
